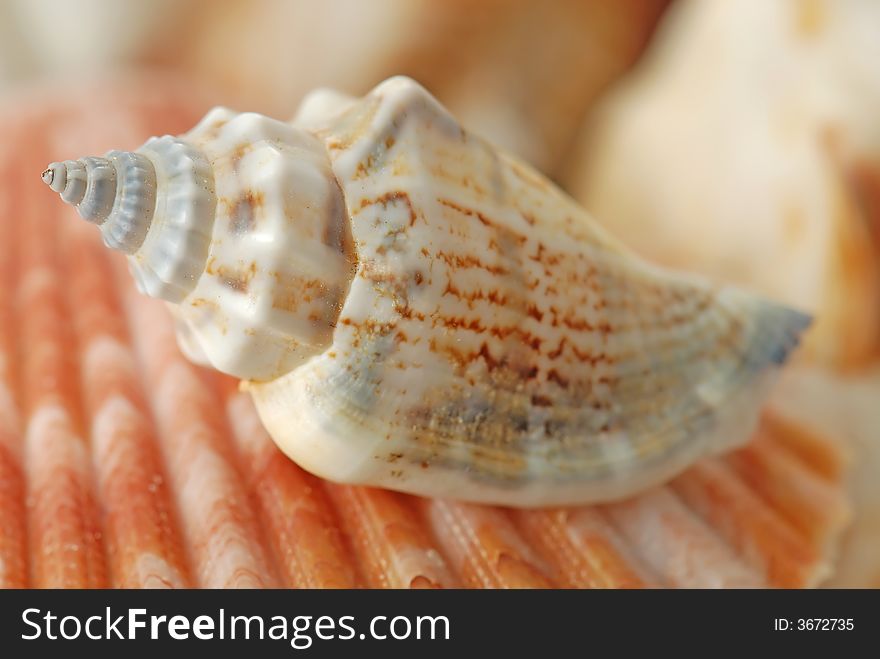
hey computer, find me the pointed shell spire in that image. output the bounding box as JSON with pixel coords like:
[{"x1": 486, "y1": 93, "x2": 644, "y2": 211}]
[
  {"x1": 41, "y1": 108, "x2": 349, "y2": 382},
  {"x1": 42, "y1": 137, "x2": 216, "y2": 303},
  {"x1": 43, "y1": 153, "x2": 149, "y2": 251}
]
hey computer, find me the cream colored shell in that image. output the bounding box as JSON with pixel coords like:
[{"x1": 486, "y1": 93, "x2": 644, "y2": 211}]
[
  {"x1": 43, "y1": 77, "x2": 809, "y2": 507},
  {"x1": 570, "y1": 0, "x2": 880, "y2": 370}
]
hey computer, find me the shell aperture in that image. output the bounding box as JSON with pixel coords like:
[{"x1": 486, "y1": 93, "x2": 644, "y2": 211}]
[{"x1": 42, "y1": 77, "x2": 810, "y2": 506}]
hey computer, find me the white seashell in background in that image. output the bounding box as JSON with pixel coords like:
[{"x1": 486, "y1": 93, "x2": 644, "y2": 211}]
[
  {"x1": 569, "y1": 0, "x2": 880, "y2": 370},
  {"x1": 43, "y1": 77, "x2": 810, "y2": 507},
  {"x1": 7, "y1": 0, "x2": 187, "y2": 79}
]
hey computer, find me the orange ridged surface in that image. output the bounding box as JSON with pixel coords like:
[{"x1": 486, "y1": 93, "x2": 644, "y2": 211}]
[
  {"x1": 422, "y1": 500, "x2": 554, "y2": 588},
  {"x1": 727, "y1": 423, "x2": 851, "y2": 551},
  {"x1": 601, "y1": 488, "x2": 763, "y2": 588},
  {"x1": 670, "y1": 459, "x2": 824, "y2": 587},
  {"x1": 326, "y1": 485, "x2": 457, "y2": 589},
  {"x1": 513, "y1": 508, "x2": 652, "y2": 588},
  {"x1": 121, "y1": 283, "x2": 279, "y2": 588},
  {"x1": 218, "y1": 381, "x2": 359, "y2": 588},
  {"x1": 17, "y1": 126, "x2": 106, "y2": 588},
  {"x1": 757, "y1": 413, "x2": 848, "y2": 482},
  {"x1": 61, "y1": 224, "x2": 191, "y2": 588},
  {"x1": 0, "y1": 146, "x2": 27, "y2": 588},
  {"x1": 0, "y1": 79, "x2": 852, "y2": 589}
]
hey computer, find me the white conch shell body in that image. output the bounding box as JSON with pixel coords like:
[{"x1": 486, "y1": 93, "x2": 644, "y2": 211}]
[
  {"x1": 570, "y1": 0, "x2": 880, "y2": 370},
  {"x1": 44, "y1": 77, "x2": 809, "y2": 507}
]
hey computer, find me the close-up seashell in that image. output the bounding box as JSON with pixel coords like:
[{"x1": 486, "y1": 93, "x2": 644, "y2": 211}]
[
  {"x1": 569, "y1": 0, "x2": 880, "y2": 370},
  {"x1": 43, "y1": 76, "x2": 810, "y2": 508},
  {"x1": 0, "y1": 77, "x2": 851, "y2": 588}
]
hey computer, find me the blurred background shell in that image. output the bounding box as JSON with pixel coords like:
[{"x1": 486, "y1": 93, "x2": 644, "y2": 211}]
[
  {"x1": 0, "y1": 0, "x2": 669, "y2": 175},
  {"x1": 0, "y1": 0, "x2": 877, "y2": 587},
  {"x1": 568, "y1": 0, "x2": 880, "y2": 370}
]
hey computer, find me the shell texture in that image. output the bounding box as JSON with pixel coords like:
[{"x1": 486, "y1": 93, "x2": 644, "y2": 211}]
[
  {"x1": 43, "y1": 77, "x2": 810, "y2": 507},
  {"x1": 1, "y1": 77, "x2": 852, "y2": 587}
]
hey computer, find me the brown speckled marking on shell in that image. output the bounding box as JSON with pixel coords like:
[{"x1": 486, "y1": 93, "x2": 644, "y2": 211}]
[
  {"x1": 166, "y1": 108, "x2": 360, "y2": 381},
  {"x1": 247, "y1": 78, "x2": 809, "y2": 506},
  {"x1": 226, "y1": 190, "x2": 263, "y2": 236}
]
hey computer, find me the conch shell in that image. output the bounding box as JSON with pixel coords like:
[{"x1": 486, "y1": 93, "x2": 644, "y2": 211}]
[{"x1": 42, "y1": 77, "x2": 809, "y2": 507}]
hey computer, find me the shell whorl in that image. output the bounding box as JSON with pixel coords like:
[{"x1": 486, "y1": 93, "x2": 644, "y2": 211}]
[
  {"x1": 43, "y1": 137, "x2": 216, "y2": 303},
  {"x1": 43, "y1": 108, "x2": 352, "y2": 382},
  {"x1": 42, "y1": 153, "x2": 155, "y2": 254}
]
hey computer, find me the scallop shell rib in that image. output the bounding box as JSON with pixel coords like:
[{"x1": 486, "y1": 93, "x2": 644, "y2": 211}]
[
  {"x1": 8, "y1": 79, "x2": 850, "y2": 588},
  {"x1": 770, "y1": 366, "x2": 880, "y2": 587},
  {"x1": 0, "y1": 149, "x2": 27, "y2": 588},
  {"x1": 20, "y1": 166, "x2": 107, "y2": 588},
  {"x1": 251, "y1": 77, "x2": 810, "y2": 506}
]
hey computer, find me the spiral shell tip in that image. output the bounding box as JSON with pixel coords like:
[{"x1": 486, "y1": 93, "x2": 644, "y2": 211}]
[{"x1": 41, "y1": 161, "x2": 69, "y2": 193}]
